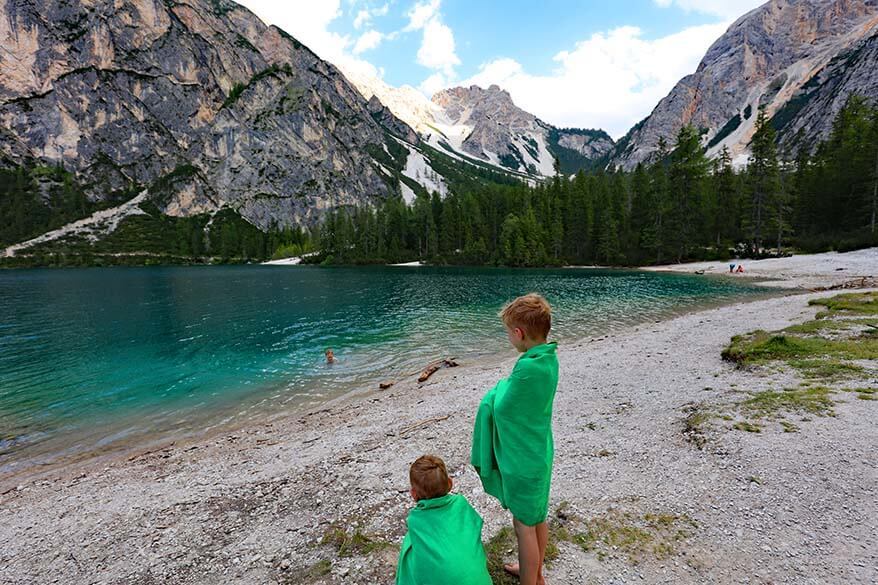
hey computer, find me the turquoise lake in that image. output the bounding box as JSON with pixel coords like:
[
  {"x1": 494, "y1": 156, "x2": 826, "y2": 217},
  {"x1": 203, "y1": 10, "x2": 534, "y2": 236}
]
[{"x1": 0, "y1": 265, "x2": 772, "y2": 475}]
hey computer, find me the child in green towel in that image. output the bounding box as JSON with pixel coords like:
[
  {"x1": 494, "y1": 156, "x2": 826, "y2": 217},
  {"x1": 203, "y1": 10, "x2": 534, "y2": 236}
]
[
  {"x1": 396, "y1": 455, "x2": 492, "y2": 585},
  {"x1": 471, "y1": 293, "x2": 559, "y2": 585}
]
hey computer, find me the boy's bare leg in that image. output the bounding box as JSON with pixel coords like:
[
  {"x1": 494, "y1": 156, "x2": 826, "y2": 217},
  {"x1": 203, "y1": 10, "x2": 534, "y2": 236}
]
[
  {"x1": 535, "y1": 521, "x2": 548, "y2": 584},
  {"x1": 510, "y1": 517, "x2": 541, "y2": 585},
  {"x1": 505, "y1": 520, "x2": 548, "y2": 585}
]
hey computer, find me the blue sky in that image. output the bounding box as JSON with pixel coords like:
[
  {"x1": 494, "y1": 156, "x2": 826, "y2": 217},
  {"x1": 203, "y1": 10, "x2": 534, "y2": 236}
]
[{"x1": 238, "y1": 0, "x2": 765, "y2": 137}]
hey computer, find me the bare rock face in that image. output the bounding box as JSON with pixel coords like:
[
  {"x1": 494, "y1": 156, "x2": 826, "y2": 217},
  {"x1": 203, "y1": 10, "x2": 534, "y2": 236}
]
[
  {"x1": 610, "y1": 0, "x2": 878, "y2": 169},
  {"x1": 0, "y1": 0, "x2": 410, "y2": 228},
  {"x1": 431, "y1": 84, "x2": 614, "y2": 175}
]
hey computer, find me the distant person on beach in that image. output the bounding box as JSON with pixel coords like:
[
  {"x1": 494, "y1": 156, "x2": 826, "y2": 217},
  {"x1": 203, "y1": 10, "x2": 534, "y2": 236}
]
[
  {"x1": 736, "y1": 264, "x2": 745, "y2": 273},
  {"x1": 325, "y1": 348, "x2": 336, "y2": 364},
  {"x1": 730, "y1": 263, "x2": 736, "y2": 273},
  {"x1": 395, "y1": 455, "x2": 492, "y2": 585},
  {"x1": 471, "y1": 294, "x2": 559, "y2": 585}
]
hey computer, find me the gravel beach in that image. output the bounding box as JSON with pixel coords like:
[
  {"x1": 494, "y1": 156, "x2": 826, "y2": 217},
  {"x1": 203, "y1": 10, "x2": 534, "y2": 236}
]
[{"x1": 1, "y1": 249, "x2": 876, "y2": 585}]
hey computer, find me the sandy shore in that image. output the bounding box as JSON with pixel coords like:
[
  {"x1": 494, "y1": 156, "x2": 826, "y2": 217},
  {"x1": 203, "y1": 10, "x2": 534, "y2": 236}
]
[{"x1": 1, "y1": 252, "x2": 876, "y2": 584}]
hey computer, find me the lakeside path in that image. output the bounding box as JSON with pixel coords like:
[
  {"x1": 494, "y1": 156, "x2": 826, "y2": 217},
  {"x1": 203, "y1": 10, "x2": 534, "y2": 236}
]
[{"x1": 1, "y1": 258, "x2": 877, "y2": 584}]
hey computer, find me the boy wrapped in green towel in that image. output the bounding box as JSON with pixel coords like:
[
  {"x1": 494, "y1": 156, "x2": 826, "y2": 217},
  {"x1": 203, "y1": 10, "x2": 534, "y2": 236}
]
[
  {"x1": 396, "y1": 455, "x2": 492, "y2": 585},
  {"x1": 471, "y1": 293, "x2": 559, "y2": 585}
]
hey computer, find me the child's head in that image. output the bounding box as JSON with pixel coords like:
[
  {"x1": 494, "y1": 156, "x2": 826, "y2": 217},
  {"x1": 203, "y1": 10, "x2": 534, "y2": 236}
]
[
  {"x1": 409, "y1": 454, "x2": 452, "y2": 501},
  {"x1": 500, "y1": 293, "x2": 552, "y2": 352},
  {"x1": 325, "y1": 348, "x2": 335, "y2": 362}
]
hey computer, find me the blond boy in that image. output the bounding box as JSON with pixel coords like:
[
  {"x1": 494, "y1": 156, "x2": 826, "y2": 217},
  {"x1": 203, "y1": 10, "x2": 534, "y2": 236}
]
[{"x1": 471, "y1": 294, "x2": 559, "y2": 585}]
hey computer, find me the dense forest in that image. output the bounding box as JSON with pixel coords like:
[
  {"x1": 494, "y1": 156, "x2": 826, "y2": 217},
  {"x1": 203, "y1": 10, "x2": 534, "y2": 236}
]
[
  {"x1": 1, "y1": 96, "x2": 876, "y2": 268},
  {"x1": 313, "y1": 96, "x2": 878, "y2": 267}
]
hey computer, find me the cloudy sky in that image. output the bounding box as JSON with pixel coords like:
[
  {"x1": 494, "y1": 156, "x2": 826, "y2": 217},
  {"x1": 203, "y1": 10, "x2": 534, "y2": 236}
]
[{"x1": 237, "y1": 0, "x2": 766, "y2": 137}]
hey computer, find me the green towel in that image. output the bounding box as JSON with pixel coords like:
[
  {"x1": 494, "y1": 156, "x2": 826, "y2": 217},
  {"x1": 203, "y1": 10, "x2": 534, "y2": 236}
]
[
  {"x1": 471, "y1": 342, "x2": 559, "y2": 526},
  {"x1": 395, "y1": 493, "x2": 492, "y2": 585}
]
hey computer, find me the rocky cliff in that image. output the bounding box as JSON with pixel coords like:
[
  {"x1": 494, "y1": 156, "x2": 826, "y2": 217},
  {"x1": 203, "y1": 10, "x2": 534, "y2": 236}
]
[
  {"x1": 610, "y1": 0, "x2": 878, "y2": 169},
  {"x1": 0, "y1": 0, "x2": 418, "y2": 229},
  {"x1": 341, "y1": 68, "x2": 614, "y2": 177}
]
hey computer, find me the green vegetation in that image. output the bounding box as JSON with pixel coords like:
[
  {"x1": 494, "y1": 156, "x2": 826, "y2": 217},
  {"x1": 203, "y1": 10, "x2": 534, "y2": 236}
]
[
  {"x1": 320, "y1": 526, "x2": 393, "y2": 558},
  {"x1": 707, "y1": 113, "x2": 742, "y2": 149},
  {"x1": 733, "y1": 421, "x2": 762, "y2": 432},
  {"x1": 222, "y1": 63, "x2": 294, "y2": 109},
  {"x1": 722, "y1": 330, "x2": 878, "y2": 364},
  {"x1": 809, "y1": 292, "x2": 878, "y2": 316},
  {"x1": 0, "y1": 163, "x2": 139, "y2": 247},
  {"x1": 682, "y1": 405, "x2": 711, "y2": 449},
  {"x1": 484, "y1": 526, "x2": 517, "y2": 585},
  {"x1": 568, "y1": 511, "x2": 695, "y2": 564},
  {"x1": 741, "y1": 386, "x2": 836, "y2": 418},
  {"x1": 788, "y1": 359, "x2": 865, "y2": 380},
  {"x1": 721, "y1": 292, "x2": 875, "y2": 434}
]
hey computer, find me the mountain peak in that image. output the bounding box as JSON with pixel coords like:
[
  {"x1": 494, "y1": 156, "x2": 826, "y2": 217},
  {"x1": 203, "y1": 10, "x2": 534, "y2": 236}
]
[{"x1": 610, "y1": 0, "x2": 878, "y2": 169}]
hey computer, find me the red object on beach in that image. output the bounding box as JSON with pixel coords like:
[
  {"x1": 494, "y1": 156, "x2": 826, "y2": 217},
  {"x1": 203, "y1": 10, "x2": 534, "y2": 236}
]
[{"x1": 736, "y1": 265, "x2": 745, "y2": 273}]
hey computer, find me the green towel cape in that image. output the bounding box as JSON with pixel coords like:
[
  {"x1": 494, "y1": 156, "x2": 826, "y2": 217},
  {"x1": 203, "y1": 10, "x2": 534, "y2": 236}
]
[
  {"x1": 395, "y1": 493, "x2": 492, "y2": 585},
  {"x1": 471, "y1": 342, "x2": 559, "y2": 526}
]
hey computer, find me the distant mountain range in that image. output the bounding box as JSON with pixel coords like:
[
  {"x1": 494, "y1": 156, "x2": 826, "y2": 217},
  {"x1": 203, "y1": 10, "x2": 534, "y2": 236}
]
[
  {"x1": 1, "y1": 0, "x2": 877, "y2": 259},
  {"x1": 341, "y1": 68, "x2": 615, "y2": 177}
]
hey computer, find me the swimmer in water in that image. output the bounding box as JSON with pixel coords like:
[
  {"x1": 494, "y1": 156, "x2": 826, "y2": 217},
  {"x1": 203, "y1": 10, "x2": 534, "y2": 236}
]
[{"x1": 325, "y1": 348, "x2": 336, "y2": 364}]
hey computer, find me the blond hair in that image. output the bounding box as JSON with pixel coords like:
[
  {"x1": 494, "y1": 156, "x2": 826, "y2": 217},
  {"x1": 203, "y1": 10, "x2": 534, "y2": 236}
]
[
  {"x1": 409, "y1": 454, "x2": 450, "y2": 500},
  {"x1": 500, "y1": 293, "x2": 552, "y2": 340}
]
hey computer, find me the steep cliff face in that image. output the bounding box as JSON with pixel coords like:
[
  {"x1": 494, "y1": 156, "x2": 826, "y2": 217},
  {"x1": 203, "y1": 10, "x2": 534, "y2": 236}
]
[
  {"x1": 610, "y1": 0, "x2": 878, "y2": 169},
  {"x1": 0, "y1": 0, "x2": 411, "y2": 228}
]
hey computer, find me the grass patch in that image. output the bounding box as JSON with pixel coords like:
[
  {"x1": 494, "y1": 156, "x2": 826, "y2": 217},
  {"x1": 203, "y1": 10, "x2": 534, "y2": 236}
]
[
  {"x1": 569, "y1": 511, "x2": 694, "y2": 564},
  {"x1": 844, "y1": 387, "x2": 877, "y2": 401},
  {"x1": 682, "y1": 404, "x2": 711, "y2": 449},
  {"x1": 722, "y1": 331, "x2": 878, "y2": 365},
  {"x1": 741, "y1": 386, "x2": 835, "y2": 418},
  {"x1": 780, "y1": 420, "x2": 799, "y2": 433},
  {"x1": 320, "y1": 526, "x2": 393, "y2": 558},
  {"x1": 484, "y1": 527, "x2": 517, "y2": 585},
  {"x1": 788, "y1": 359, "x2": 865, "y2": 380},
  {"x1": 809, "y1": 292, "x2": 878, "y2": 317},
  {"x1": 733, "y1": 421, "x2": 762, "y2": 433}
]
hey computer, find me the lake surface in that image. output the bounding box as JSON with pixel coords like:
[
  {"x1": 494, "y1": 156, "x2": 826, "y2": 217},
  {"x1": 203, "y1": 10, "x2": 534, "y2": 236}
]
[{"x1": 0, "y1": 265, "x2": 772, "y2": 475}]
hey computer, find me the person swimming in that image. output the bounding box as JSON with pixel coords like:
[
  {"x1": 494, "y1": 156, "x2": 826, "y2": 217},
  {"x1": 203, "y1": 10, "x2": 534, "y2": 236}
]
[{"x1": 325, "y1": 348, "x2": 336, "y2": 364}]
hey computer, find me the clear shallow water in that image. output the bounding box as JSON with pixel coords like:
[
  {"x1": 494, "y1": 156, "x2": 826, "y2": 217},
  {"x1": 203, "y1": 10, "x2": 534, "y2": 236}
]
[{"x1": 0, "y1": 265, "x2": 771, "y2": 475}]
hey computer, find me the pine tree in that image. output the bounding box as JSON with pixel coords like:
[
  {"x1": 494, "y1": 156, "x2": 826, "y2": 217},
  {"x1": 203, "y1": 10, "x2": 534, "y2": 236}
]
[{"x1": 746, "y1": 108, "x2": 780, "y2": 252}]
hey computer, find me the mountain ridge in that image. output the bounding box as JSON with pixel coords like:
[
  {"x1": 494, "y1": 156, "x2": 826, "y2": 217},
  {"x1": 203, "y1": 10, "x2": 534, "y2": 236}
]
[{"x1": 608, "y1": 0, "x2": 878, "y2": 169}]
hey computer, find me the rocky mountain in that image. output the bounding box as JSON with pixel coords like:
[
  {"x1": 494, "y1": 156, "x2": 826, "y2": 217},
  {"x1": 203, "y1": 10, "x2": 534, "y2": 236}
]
[
  {"x1": 610, "y1": 0, "x2": 878, "y2": 169},
  {"x1": 0, "y1": 0, "x2": 442, "y2": 237},
  {"x1": 341, "y1": 69, "x2": 615, "y2": 177}
]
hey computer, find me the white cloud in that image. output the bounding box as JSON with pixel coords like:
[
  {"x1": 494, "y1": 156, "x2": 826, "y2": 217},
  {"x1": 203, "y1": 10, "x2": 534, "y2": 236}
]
[
  {"x1": 405, "y1": 0, "x2": 460, "y2": 90},
  {"x1": 353, "y1": 9, "x2": 371, "y2": 29},
  {"x1": 405, "y1": 0, "x2": 441, "y2": 31},
  {"x1": 458, "y1": 22, "x2": 730, "y2": 138},
  {"x1": 653, "y1": 0, "x2": 764, "y2": 19},
  {"x1": 353, "y1": 3, "x2": 390, "y2": 30},
  {"x1": 354, "y1": 30, "x2": 384, "y2": 54},
  {"x1": 417, "y1": 19, "x2": 459, "y2": 74}
]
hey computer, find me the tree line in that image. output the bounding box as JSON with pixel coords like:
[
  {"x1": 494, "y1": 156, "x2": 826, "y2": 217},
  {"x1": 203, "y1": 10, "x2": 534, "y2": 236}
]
[{"x1": 312, "y1": 95, "x2": 878, "y2": 267}]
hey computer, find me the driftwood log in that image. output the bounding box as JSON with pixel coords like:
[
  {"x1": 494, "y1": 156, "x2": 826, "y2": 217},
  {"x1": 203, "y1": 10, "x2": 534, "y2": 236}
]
[
  {"x1": 399, "y1": 414, "x2": 451, "y2": 437},
  {"x1": 811, "y1": 276, "x2": 876, "y2": 291},
  {"x1": 418, "y1": 358, "x2": 459, "y2": 383}
]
